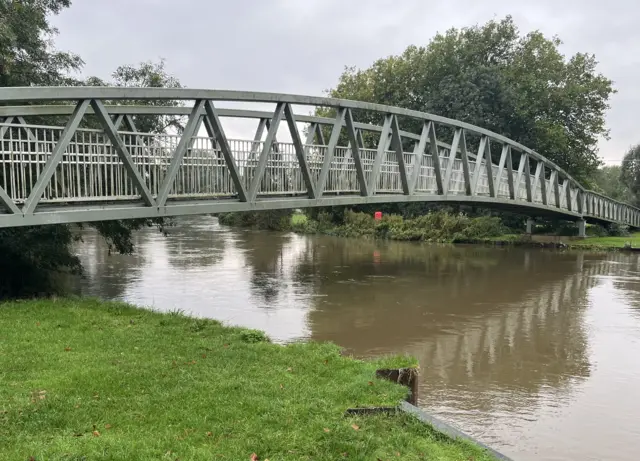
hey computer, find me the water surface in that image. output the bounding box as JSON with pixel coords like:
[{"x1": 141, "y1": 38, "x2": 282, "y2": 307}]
[{"x1": 73, "y1": 216, "x2": 640, "y2": 461}]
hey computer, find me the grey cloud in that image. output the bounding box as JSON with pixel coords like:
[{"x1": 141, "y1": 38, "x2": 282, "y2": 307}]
[{"x1": 50, "y1": 0, "x2": 639, "y2": 162}]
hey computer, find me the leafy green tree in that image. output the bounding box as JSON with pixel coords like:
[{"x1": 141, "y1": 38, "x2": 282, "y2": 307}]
[
  {"x1": 621, "y1": 144, "x2": 640, "y2": 206},
  {"x1": 84, "y1": 59, "x2": 186, "y2": 134},
  {"x1": 593, "y1": 164, "x2": 633, "y2": 204},
  {"x1": 323, "y1": 15, "x2": 614, "y2": 184},
  {"x1": 0, "y1": 1, "x2": 178, "y2": 298},
  {"x1": 0, "y1": 0, "x2": 83, "y2": 87}
]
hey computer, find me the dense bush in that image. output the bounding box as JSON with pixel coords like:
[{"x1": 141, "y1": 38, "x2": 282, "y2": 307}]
[
  {"x1": 217, "y1": 210, "x2": 294, "y2": 231},
  {"x1": 291, "y1": 209, "x2": 505, "y2": 243}
]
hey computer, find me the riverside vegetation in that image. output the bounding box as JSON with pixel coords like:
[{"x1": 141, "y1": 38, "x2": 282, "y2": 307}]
[
  {"x1": 0, "y1": 298, "x2": 498, "y2": 461},
  {"x1": 218, "y1": 208, "x2": 636, "y2": 249}
]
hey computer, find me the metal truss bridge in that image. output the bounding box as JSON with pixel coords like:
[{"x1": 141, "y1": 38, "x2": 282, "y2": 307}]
[{"x1": 0, "y1": 87, "x2": 636, "y2": 231}]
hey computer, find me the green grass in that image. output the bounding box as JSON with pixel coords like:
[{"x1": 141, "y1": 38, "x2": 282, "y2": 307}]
[
  {"x1": 0, "y1": 298, "x2": 497, "y2": 461},
  {"x1": 569, "y1": 232, "x2": 640, "y2": 248}
]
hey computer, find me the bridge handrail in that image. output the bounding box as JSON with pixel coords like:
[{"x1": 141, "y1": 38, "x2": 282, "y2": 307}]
[
  {"x1": 3, "y1": 104, "x2": 635, "y2": 213},
  {"x1": 583, "y1": 189, "x2": 637, "y2": 212},
  {"x1": 0, "y1": 86, "x2": 584, "y2": 190}
]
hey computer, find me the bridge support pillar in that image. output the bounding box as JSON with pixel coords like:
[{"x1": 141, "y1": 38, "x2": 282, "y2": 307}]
[
  {"x1": 526, "y1": 218, "x2": 534, "y2": 235},
  {"x1": 577, "y1": 219, "x2": 586, "y2": 238}
]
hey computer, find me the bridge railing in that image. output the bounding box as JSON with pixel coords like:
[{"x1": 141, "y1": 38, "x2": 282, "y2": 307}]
[{"x1": 0, "y1": 87, "x2": 638, "y2": 228}]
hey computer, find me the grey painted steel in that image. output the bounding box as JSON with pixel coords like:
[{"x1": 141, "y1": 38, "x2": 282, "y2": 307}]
[
  {"x1": 390, "y1": 115, "x2": 410, "y2": 195},
  {"x1": 0, "y1": 86, "x2": 638, "y2": 229},
  {"x1": 249, "y1": 103, "x2": 284, "y2": 201},
  {"x1": 317, "y1": 108, "x2": 345, "y2": 197},
  {"x1": 156, "y1": 100, "x2": 205, "y2": 206},
  {"x1": 370, "y1": 114, "x2": 393, "y2": 194},
  {"x1": 203, "y1": 100, "x2": 248, "y2": 202},
  {"x1": 90, "y1": 99, "x2": 156, "y2": 207},
  {"x1": 284, "y1": 103, "x2": 316, "y2": 199},
  {"x1": 22, "y1": 99, "x2": 90, "y2": 214},
  {"x1": 398, "y1": 402, "x2": 514, "y2": 461},
  {"x1": 344, "y1": 109, "x2": 368, "y2": 196}
]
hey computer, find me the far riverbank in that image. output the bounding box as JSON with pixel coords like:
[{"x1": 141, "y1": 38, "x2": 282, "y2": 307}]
[{"x1": 218, "y1": 209, "x2": 639, "y2": 252}]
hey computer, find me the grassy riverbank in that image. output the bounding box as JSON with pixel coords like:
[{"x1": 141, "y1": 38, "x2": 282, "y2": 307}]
[
  {"x1": 0, "y1": 298, "x2": 497, "y2": 461},
  {"x1": 567, "y1": 232, "x2": 640, "y2": 249}
]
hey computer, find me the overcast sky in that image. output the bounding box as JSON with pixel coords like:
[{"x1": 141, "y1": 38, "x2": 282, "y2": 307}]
[{"x1": 50, "y1": 0, "x2": 638, "y2": 164}]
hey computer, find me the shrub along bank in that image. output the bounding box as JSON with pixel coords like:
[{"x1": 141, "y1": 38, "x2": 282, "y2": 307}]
[
  {"x1": 0, "y1": 298, "x2": 498, "y2": 461},
  {"x1": 219, "y1": 209, "x2": 506, "y2": 243}
]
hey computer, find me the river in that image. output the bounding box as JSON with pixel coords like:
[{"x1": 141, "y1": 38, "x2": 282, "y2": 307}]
[{"x1": 72, "y1": 215, "x2": 640, "y2": 461}]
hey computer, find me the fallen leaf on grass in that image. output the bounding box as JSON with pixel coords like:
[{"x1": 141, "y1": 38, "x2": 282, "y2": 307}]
[
  {"x1": 64, "y1": 347, "x2": 72, "y2": 352},
  {"x1": 286, "y1": 367, "x2": 292, "y2": 372},
  {"x1": 206, "y1": 431, "x2": 213, "y2": 437},
  {"x1": 351, "y1": 424, "x2": 359, "y2": 431},
  {"x1": 223, "y1": 344, "x2": 229, "y2": 348},
  {"x1": 279, "y1": 384, "x2": 284, "y2": 390},
  {"x1": 323, "y1": 359, "x2": 328, "y2": 365},
  {"x1": 368, "y1": 381, "x2": 374, "y2": 386},
  {"x1": 29, "y1": 457, "x2": 36, "y2": 461},
  {"x1": 202, "y1": 354, "x2": 207, "y2": 358},
  {"x1": 105, "y1": 424, "x2": 112, "y2": 430},
  {"x1": 323, "y1": 428, "x2": 330, "y2": 433},
  {"x1": 92, "y1": 430, "x2": 100, "y2": 437}
]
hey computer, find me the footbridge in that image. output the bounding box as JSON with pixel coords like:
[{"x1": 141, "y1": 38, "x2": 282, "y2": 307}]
[{"x1": 0, "y1": 87, "x2": 637, "y2": 231}]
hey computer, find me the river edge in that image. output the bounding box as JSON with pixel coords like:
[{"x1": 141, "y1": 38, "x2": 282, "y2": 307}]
[
  {"x1": 217, "y1": 211, "x2": 640, "y2": 252},
  {"x1": 0, "y1": 297, "x2": 504, "y2": 461}
]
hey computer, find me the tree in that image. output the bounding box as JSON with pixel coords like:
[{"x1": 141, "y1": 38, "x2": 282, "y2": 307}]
[
  {"x1": 84, "y1": 59, "x2": 186, "y2": 134},
  {"x1": 0, "y1": 0, "x2": 83, "y2": 87},
  {"x1": 593, "y1": 164, "x2": 633, "y2": 204},
  {"x1": 0, "y1": 1, "x2": 180, "y2": 297},
  {"x1": 323, "y1": 16, "x2": 614, "y2": 184},
  {"x1": 621, "y1": 144, "x2": 640, "y2": 206}
]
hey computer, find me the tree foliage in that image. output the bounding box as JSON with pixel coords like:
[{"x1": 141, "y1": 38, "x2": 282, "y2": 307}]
[
  {"x1": 620, "y1": 144, "x2": 640, "y2": 206},
  {"x1": 0, "y1": 0, "x2": 178, "y2": 298},
  {"x1": 84, "y1": 59, "x2": 186, "y2": 134},
  {"x1": 0, "y1": 0, "x2": 83, "y2": 87},
  {"x1": 323, "y1": 16, "x2": 614, "y2": 184},
  {"x1": 592, "y1": 164, "x2": 633, "y2": 204}
]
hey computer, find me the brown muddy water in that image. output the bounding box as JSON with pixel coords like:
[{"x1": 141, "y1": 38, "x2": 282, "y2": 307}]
[{"x1": 72, "y1": 215, "x2": 640, "y2": 461}]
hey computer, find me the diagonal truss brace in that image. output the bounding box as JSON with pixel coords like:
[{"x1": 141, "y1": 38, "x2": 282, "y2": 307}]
[
  {"x1": 426, "y1": 122, "x2": 444, "y2": 195},
  {"x1": 317, "y1": 108, "x2": 346, "y2": 197},
  {"x1": 344, "y1": 109, "x2": 369, "y2": 196},
  {"x1": 0, "y1": 116, "x2": 20, "y2": 213},
  {"x1": 201, "y1": 101, "x2": 248, "y2": 201},
  {"x1": 23, "y1": 99, "x2": 90, "y2": 215},
  {"x1": 248, "y1": 103, "x2": 285, "y2": 201},
  {"x1": 389, "y1": 115, "x2": 410, "y2": 195},
  {"x1": 471, "y1": 136, "x2": 489, "y2": 196},
  {"x1": 91, "y1": 100, "x2": 156, "y2": 207},
  {"x1": 157, "y1": 100, "x2": 206, "y2": 207},
  {"x1": 284, "y1": 103, "x2": 316, "y2": 199},
  {"x1": 369, "y1": 114, "x2": 393, "y2": 194},
  {"x1": 408, "y1": 122, "x2": 430, "y2": 195}
]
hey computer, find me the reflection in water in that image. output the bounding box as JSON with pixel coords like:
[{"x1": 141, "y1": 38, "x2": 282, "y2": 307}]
[{"x1": 73, "y1": 216, "x2": 640, "y2": 461}]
